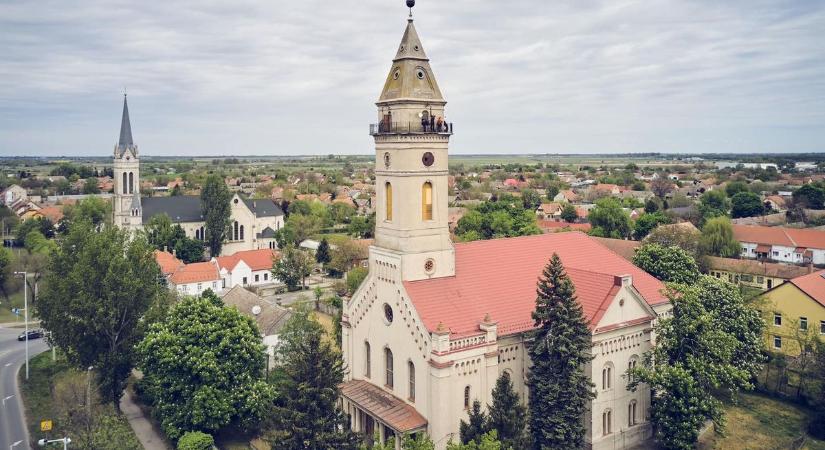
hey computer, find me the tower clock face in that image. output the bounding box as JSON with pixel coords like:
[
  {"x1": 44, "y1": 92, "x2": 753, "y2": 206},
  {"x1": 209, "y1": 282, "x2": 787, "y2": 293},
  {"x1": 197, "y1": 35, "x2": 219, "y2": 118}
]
[{"x1": 422, "y1": 152, "x2": 434, "y2": 167}]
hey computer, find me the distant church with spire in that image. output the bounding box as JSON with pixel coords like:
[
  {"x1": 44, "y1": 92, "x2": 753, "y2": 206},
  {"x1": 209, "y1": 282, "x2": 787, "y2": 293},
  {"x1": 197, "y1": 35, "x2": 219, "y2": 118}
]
[
  {"x1": 110, "y1": 95, "x2": 285, "y2": 255},
  {"x1": 340, "y1": 4, "x2": 668, "y2": 449}
]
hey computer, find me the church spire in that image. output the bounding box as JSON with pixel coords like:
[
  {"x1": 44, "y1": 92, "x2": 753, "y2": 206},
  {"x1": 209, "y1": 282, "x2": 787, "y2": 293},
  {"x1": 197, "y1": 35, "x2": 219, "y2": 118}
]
[{"x1": 118, "y1": 94, "x2": 134, "y2": 150}]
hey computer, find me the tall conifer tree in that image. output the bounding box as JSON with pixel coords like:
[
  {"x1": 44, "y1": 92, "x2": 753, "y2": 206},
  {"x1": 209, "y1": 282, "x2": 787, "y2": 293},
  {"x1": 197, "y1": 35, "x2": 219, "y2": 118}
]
[
  {"x1": 528, "y1": 253, "x2": 595, "y2": 450},
  {"x1": 488, "y1": 372, "x2": 528, "y2": 449}
]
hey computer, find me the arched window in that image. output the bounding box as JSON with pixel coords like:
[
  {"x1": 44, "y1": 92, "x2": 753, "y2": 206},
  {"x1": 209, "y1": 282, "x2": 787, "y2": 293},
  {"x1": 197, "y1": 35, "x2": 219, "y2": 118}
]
[
  {"x1": 602, "y1": 364, "x2": 612, "y2": 390},
  {"x1": 385, "y1": 182, "x2": 393, "y2": 221},
  {"x1": 239, "y1": 225, "x2": 245, "y2": 241},
  {"x1": 233, "y1": 221, "x2": 239, "y2": 241},
  {"x1": 464, "y1": 385, "x2": 471, "y2": 409},
  {"x1": 408, "y1": 361, "x2": 415, "y2": 402},
  {"x1": 628, "y1": 400, "x2": 637, "y2": 426},
  {"x1": 122, "y1": 172, "x2": 128, "y2": 194},
  {"x1": 128, "y1": 172, "x2": 134, "y2": 194},
  {"x1": 364, "y1": 342, "x2": 371, "y2": 378},
  {"x1": 602, "y1": 409, "x2": 612, "y2": 435},
  {"x1": 385, "y1": 347, "x2": 394, "y2": 389},
  {"x1": 627, "y1": 356, "x2": 638, "y2": 385},
  {"x1": 422, "y1": 182, "x2": 433, "y2": 221}
]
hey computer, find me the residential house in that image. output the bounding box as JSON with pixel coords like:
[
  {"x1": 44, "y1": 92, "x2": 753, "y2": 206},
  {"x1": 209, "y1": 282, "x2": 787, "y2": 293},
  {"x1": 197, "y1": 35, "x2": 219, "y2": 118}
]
[
  {"x1": 758, "y1": 270, "x2": 825, "y2": 356},
  {"x1": 220, "y1": 285, "x2": 292, "y2": 366},
  {"x1": 215, "y1": 248, "x2": 280, "y2": 289},
  {"x1": 535, "y1": 202, "x2": 563, "y2": 220},
  {"x1": 553, "y1": 190, "x2": 580, "y2": 203},
  {"x1": 168, "y1": 260, "x2": 222, "y2": 296},
  {"x1": 733, "y1": 225, "x2": 825, "y2": 265},
  {"x1": 707, "y1": 256, "x2": 813, "y2": 291}
]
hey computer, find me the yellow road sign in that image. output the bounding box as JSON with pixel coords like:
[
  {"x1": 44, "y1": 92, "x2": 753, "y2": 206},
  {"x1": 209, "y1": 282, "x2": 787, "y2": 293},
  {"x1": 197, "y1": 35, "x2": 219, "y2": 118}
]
[{"x1": 40, "y1": 420, "x2": 52, "y2": 431}]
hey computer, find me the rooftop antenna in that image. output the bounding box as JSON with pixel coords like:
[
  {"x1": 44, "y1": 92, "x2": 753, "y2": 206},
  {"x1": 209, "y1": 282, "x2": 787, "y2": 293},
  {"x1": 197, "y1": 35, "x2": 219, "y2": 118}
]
[{"x1": 407, "y1": 0, "x2": 415, "y2": 18}]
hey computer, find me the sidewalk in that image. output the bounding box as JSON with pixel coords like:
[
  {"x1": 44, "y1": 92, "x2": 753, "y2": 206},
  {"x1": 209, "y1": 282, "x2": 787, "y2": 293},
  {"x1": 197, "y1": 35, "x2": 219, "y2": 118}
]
[{"x1": 120, "y1": 386, "x2": 172, "y2": 450}]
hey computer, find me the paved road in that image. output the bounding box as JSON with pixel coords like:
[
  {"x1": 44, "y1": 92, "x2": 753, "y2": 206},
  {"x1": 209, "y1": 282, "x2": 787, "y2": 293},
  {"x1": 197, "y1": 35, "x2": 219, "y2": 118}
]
[{"x1": 0, "y1": 326, "x2": 48, "y2": 450}]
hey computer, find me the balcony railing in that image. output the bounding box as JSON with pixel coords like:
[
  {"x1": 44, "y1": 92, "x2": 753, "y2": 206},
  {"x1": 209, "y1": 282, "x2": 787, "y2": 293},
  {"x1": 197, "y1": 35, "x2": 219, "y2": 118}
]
[{"x1": 370, "y1": 121, "x2": 454, "y2": 136}]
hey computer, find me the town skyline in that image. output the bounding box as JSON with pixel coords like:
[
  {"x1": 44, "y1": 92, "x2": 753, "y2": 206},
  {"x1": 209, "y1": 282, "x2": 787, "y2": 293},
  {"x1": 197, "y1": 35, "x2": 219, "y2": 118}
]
[{"x1": 1, "y1": 0, "x2": 824, "y2": 156}]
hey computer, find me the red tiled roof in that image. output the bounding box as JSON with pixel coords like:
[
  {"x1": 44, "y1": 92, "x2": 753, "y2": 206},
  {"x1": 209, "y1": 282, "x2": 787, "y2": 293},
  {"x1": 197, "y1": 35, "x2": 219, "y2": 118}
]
[
  {"x1": 154, "y1": 250, "x2": 184, "y2": 276},
  {"x1": 538, "y1": 221, "x2": 592, "y2": 233},
  {"x1": 216, "y1": 249, "x2": 279, "y2": 273},
  {"x1": 790, "y1": 270, "x2": 825, "y2": 308},
  {"x1": 732, "y1": 224, "x2": 825, "y2": 249},
  {"x1": 341, "y1": 380, "x2": 427, "y2": 433},
  {"x1": 169, "y1": 261, "x2": 220, "y2": 284},
  {"x1": 403, "y1": 232, "x2": 667, "y2": 338}
]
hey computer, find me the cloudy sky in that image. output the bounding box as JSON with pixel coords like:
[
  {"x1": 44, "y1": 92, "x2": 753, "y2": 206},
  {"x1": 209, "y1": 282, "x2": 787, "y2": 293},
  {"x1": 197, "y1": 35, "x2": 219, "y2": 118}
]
[{"x1": 1, "y1": 0, "x2": 823, "y2": 156}]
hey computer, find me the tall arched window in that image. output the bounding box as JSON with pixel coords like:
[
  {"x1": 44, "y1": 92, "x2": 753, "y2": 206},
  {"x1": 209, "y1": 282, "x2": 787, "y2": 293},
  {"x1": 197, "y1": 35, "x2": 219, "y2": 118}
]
[
  {"x1": 627, "y1": 356, "x2": 638, "y2": 385},
  {"x1": 122, "y1": 172, "x2": 128, "y2": 194},
  {"x1": 364, "y1": 342, "x2": 371, "y2": 378},
  {"x1": 602, "y1": 409, "x2": 612, "y2": 435},
  {"x1": 128, "y1": 172, "x2": 134, "y2": 194},
  {"x1": 239, "y1": 225, "x2": 245, "y2": 241},
  {"x1": 422, "y1": 182, "x2": 433, "y2": 221},
  {"x1": 385, "y1": 347, "x2": 394, "y2": 389},
  {"x1": 233, "y1": 221, "x2": 239, "y2": 241},
  {"x1": 408, "y1": 361, "x2": 415, "y2": 402},
  {"x1": 602, "y1": 364, "x2": 612, "y2": 390},
  {"x1": 628, "y1": 400, "x2": 637, "y2": 426},
  {"x1": 385, "y1": 182, "x2": 393, "y2": 221},
  {"x1": 464, "y1": 385, "x2": 471, "y2": 409}
]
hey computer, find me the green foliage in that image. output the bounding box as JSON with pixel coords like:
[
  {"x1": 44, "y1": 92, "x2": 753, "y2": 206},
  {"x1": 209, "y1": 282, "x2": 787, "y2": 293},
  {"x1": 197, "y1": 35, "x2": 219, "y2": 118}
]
[
  {"x1": 62, "y1": 197, "x2": 111, "y2": 229},
  {"x1": 0, "y1": 247, "x2": 11, "y2": 300},
  {"x1": 316, "y1": 238, "x2": 331, "y2": 265},
  {"x1": 37, "y1": 223, "x2": 165, "y2": 406},
  {"x1": 348, "y1": 213, "x2": 376, "y2": 239},
  {"x1": 560, "y1": 203, "x2": 577, "y2": 223},
  {"x1": 15, "y1": 218, "x2": 53, "y2": 246},
  {"x1": 347, "y1": 267, "x2": 368, "y2": 296},
  {"x1": 545, "y1": 183, "x2": 560, "y2": 201},
  {"x1": 144, "y1": 214, "x2": 203, "y2": 263},
  {"x1": 177, "y1": 431, "x2": 215, "y2": 450},
  {"x1": 632, "y1": 212, "x2": 672, "y2": 240},
  {"x1": 266, "y1": 306, "x2": 359, "y2": 449},
  {"x1": 284, "y1": 213, "x2": 321, "y2": 246},
  {"x1": 83, "y1": 177, "x2": 101, "y2": 194},
  {"x1": 138, "y1": 293, "x2": 272, "y2": 439},
  {"x1": 630, "y1": 276, "x2": 765, "y2": 450},
  {"x1": 792, "y1": 184, "x2": 825, "y2": 209},
  {"x1": 730, "y1": 191, "x2": 764, "y2": 218},
  {"x1": 454, "y1": 198, "x2": 540, "y2": 241},
  {"x1": 460, "y1": 400, "x2": 488, "y2": 444},
  {"x1": 699, "y1": 216, "x2": 741, "y2": 257},
  {"x1": 200, "y1": 174, "x2": 232, "y2": 256},
  {"x1": 272, "y1": 246, "x2": 313, "y2": 291},
  {"x1": 173, "y1": 237, "x2": 205, "y2": 263},
  {"x1": 286, "y1": 199, "x2": 312, "y2": 216},
  {"x1": 487, "y1": 372, "x2": 528, "y2": 449},
  {"x1": 24, "y1": 230, "x2": 57, "y2": 254},
  {"x1": 699, "y1": 190, "x2": 730, "y2": 223},
  {"x1": 521, "y1": 189, "x2": 542, "y2": 210},
  {"x1": 528, "y1": 254, "x2": 595, "y2": 450},
  {"x1": 633, "y1": 244, "x2": 700, "y2": 284},
  {"x1": 725, "y1": 181, "x2": 749, "y2": 197},
  {"x1": 644, "y1": 197, "x2": 660, "y2": 213},
  {"x1": 447, "y1": 431, "x2": 503, "y2": 450},
  {"x1": 588, "y1": 197, "x2": 632, "y2": 239}
]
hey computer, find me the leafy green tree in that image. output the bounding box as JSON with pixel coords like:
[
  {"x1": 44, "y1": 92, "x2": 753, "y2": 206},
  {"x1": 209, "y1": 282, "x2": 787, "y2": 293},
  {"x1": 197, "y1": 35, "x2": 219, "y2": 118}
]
[
  {"x1": 62, "y1": 196, "x2": 111, "y2": 229},
  {"x1": 528, "y1": 254, "x2": 595, "y2": 450},
  {"x1": 698, "y1": 190, "x2": 730, "y2": 223},
  {"x1": 632, "y1": 212, "x2": 672, "y2": 240},
  {"x1": 144, "y1": 214, "x2": 181, "y2": 251},
  {"x1": 447, "y1": 431, "x2": 503, "y2": 450},
  {"x1": 173, "y1": 237, "x2": 205, "y2": 263},
  {"x1": 792, "y1": 184, "x2": 825, "y2": 209},
  {"x1": 284, "y1": 213, "x2": 321, "y2": 246},
  {"x1": 265, "y1": 306, "x2": 359, "y2": 449},
  {"x1": 316, "y1": 238, "x2": 331, "y2": 265},
  {"x1": 633, "y1": 244, "x2": 700, "y2": 284},
  {"x1": 348, "y1": 213, "x2": 376, "y2": 239},
  {"x1": 177, "y1": 431, "x2": 215, "y2": 450},
  {"x1": 286, "y1": 199, "x2": 312, "y2": 216},
  {"x1": 730, "y1": 191, "x2": 764, "y2": 218},
  {"x1": 460, "y1": 400, "x2": 488, "y2": 444},
  {"x1": 272, "y1": 246, "x2": 313, "y2": 290},
  {"x1": 14, "y1": 218, "x2": 41, "y2": 246},
  {"x1": 37, "y1": 223, "x2": 165, "y2": 407},
  {"x1": 0, "y1": 247, "x2": 12, "y2": 301},
  {"x1": 545, "y1": 183, "x2": 560, "y2": 201},
  {"x1": 725, "y1": 181, "x2": 749, "y2": 197},
  {"x1": 699, "y1": 216, "x2": 740, "y2": 257},
  {"x1": 328, "y1": 202, "x2": 356, "y2": 225},
  {"x1": 588, "y1": 197, "x2": 632, "y2": 239},
  {"x1": 560, "y1": 204, "x2": 577, "y2": 223},
  {"x1": 24, "y1": 230, "x2": 57, "y2": 254},
  {"x1": 455, "y1": 198, "x2": 540, "y2": 241},
  {"x1": 487, "y1": 372, "x2": 528, "y2": 449},
  {"x1": 644, "y1": 198, "x2": 660, "y2": 213},
  {"x1": 346, "y1": 267, "x2": 368, "y2": 296},
  {"x1": 630, "y1": 277, "x2": 764, "y2": 450},
  {"x1": 328, "y1": 239, "x2": 365, "y2": 276},
  {"x1": 521, "y1": 189, "x2": 542, "y2": 210},
  {"x1": 137, "y1": 291, "x2": 273, "y2": 439},
  {"x1": 83, "y1": 177, "x2": 101, "y2": 194},
  {"x1": 200, "y1": 174, "x2": 232, "y2": 256}
]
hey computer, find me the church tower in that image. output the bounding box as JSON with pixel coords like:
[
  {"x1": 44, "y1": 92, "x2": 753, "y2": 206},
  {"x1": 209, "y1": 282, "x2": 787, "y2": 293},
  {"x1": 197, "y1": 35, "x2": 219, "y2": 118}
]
[
  {"x1": 371, "y1": 4, "x2": 454, "y2": 281},
  {"x1": 112, "y1": 94, "x2": 142, "y2": 230}
]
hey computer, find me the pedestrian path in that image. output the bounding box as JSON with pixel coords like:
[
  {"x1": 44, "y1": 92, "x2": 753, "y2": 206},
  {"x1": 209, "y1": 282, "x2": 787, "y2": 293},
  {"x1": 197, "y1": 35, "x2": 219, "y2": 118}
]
[{"x1": 120, "y1": 387, "x2": 171, "y2": 450}]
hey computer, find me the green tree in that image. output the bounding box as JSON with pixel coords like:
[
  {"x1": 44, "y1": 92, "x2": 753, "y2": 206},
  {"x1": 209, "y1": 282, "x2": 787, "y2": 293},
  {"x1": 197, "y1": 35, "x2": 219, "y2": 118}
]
[
  {"x1": 174, "y1": 237, "x2": 205, "y2": 263},
  {"x1": 315, "y1": 238, "x2": 331, "y2": 265},
  {"x1": 644, "y1": 198, "x2": 660, "y2": 213},
  {"x1": 528, "y1": 254, "x2": 595, "y2": 450},
  {"x1": 699, "y1": 216, "x2": 740, "y2": 257},
  {"x1": 137, "y1": 291, "x2": 273, "y2": 439},
  {"x1": 545, "y1": 183, "x2": 560, "y2": 201},
  {"x1": 346, "y1": 267, "x2": 368, "y2": 296},
  {"x1": 83, "y1": 177, "x2": 101, "y2": 194},
  {"x1": 14, "y1": 218, "x2": 41, "y2": 246},
  {"x1": 265, "y1": 307, "x2": 359, "y2": 449},
  {"x1": 730, "y1": 191, "x2": 764, "y2": 218},
  {"x1": 348, "y1": 214, "x2": 376, "y2": 239},
  {"x1": 0, "y1": 247, "x2": 12, "y2": 301},
  {"x1": 698, "y1": 190, "x2": 730, "y2": 223},
  {"x1": 724, "y1": 181, "x2": 749, "y2": 197},
  {"x1": 633, "y1": 244, "x2": 700, "y2": 284},
  {"x1": 286, "y1": 199, "x2": 312, "y2": 216},
  {"x1": 200, "y1": 174, "x2": 232, "y2": 257},
  {"x1": 284, "y1": 213, "x2": 321, "y2": 246},
  {"x1": 521, "y1": 189, "x2": 542, "y2": 210},
  {"x1": 560, "y1": 204, "x2": 578, "y2": 223},
  {"x1": 177, "y1": 431, "x2": 215, "y2": 450},
  {"x1": 144, "y1": 214, "x2": 180, "y2": 251},
  {"x1": 62, "y1": 196, "x2": 112, "y2": 229},
  {"x1": 460, "y1": 400, "x2": 488, "y2": 445},
  {"x1": 487, "y1": 372, "x2": 528, "y2": 449},
  {"x1": 272, "y1": 246, "x2": 313, "y2": 291},
  {"x1": 792, "y1": 184, "x2": 825, "y2": 209},
  {"x1": 588, "y1": 197, "x2": 632, "y2": 239},
  {"x1": 455, "y1": 198, "x2": 540, "y2": 241},
  {"x1": 630, "y1": 277, "x2": 764, "y2": 450},
  {"x1": 328, "y1": 239, "x2": 365, "y2": 276},
  {"x1": 24, "y1": 230, "x2": 57, "y2": 254},
  {"x1": 37, "y1": 223, "x2": 165, "y2": 407},
  {"x1": 632, "y1": 212, "x2": 672, "y2": 241}
]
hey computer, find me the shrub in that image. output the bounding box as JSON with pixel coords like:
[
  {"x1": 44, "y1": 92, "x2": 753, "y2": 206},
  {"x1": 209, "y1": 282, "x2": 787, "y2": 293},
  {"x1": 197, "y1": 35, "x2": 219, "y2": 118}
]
[{"x1": 177, "y1": 431, "x2": 214, "y2": 450}]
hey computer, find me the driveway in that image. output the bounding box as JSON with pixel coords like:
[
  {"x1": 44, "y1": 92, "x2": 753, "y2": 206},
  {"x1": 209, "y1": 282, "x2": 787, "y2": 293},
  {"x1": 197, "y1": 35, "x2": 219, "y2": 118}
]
[{"x1": 0, "y1": 325, "x2": 48, "y2": 449}]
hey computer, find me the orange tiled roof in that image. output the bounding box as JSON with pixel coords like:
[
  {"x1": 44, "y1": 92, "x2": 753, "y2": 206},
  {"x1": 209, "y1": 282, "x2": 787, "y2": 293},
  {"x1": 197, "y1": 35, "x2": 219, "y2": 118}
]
[
  {"x1": 732, "y1": 224, "x2": 825, "y2": 249},
  {"x1": 154, "y1": 250, "x2": 184, "y2": 276},
  {"x1": 790, "y1": 270, "x2": 825, "y2": 308},
  {"x1": 216, "y1": 249, "x2": 278, "y2": 273},
  {"x1": 169, "y1": 261, "x2": 220, "y2": 284},
  {"x1": 403, "y1": 232, "x2": 666, "y2": 338},
  {"x1": 341, "y1": 380, "x2": 427, "y2": 433}
]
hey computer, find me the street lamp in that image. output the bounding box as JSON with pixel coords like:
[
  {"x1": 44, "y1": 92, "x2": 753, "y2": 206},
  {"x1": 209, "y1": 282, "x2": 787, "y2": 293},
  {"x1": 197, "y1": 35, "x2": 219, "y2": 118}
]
[
  {"x1": 12, "y1": 271, "x2": 29, "y2": 380},
  {"x1": 37, "y1": 438, "x2": 71, "y2": 450}
]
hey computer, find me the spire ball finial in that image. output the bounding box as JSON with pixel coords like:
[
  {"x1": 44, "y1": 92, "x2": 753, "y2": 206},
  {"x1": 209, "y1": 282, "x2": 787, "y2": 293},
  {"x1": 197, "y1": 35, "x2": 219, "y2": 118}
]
[{"x1": 406, "y1": 0, "x2": 415, "y2": 8}]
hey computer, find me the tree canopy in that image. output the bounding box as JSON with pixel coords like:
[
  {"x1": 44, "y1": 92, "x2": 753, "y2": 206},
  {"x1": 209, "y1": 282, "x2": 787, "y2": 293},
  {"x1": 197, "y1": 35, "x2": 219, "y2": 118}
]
[
  {"x1": 699, "y1": 216, "x2": 741, "y2": 258},
  {"x1": 272, "y1": 246, "x2": 313, "y2": 291},
  {"x1": 730, "y1": 191, "x2": 764, "y2": 219},
  {"x1": 455, "y1": 197, "x2": 540, "y2": 242},
  {"x1": 698, "y1": 190, "x2": 730, "y2": 224},
  {"x1": 200, "y1": 174, "x2": 232, "y2": 256},
  {"x1": 588, "y1": 197, "x2": 632, "y2": 239},
  {"x1": 633, "y1": 243, "x2": 700, "y2": 284}
]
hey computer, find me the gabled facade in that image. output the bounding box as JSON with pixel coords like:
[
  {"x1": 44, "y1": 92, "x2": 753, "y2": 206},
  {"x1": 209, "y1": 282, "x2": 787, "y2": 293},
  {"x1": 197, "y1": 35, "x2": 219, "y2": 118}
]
[{"x1": 758, "y1": 270, "x2": 825, "y2": 356}]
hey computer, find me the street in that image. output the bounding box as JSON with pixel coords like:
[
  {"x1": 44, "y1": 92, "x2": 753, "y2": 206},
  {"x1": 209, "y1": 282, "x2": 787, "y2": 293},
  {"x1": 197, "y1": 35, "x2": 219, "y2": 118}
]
[{"x1": 0, "y1": 326, "x2": 48, "y2": 450}]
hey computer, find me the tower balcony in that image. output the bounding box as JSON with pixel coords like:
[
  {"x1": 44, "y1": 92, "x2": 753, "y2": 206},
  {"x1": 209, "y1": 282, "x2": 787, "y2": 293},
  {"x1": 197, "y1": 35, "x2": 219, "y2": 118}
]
[{"x1": 370, "y1": 121, "x2": 454, "y2": 136}]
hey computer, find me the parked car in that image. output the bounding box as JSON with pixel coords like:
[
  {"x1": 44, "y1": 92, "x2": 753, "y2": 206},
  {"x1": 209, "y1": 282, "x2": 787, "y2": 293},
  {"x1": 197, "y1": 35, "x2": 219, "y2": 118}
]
[{"x1": 17, "y1": 329, "x2": 43, "y2": 341}]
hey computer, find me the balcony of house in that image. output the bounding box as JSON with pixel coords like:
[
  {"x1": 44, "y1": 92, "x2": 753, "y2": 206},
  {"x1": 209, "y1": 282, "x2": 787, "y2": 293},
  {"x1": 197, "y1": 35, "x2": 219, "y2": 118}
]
[{"x1": 370, "y1": 121, "x2": 454, "y2": 136}]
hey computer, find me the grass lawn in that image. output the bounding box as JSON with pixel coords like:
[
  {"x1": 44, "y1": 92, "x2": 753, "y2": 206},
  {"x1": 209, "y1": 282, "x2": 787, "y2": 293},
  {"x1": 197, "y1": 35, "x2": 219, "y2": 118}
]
[
  {"x1": 0, "y1": 290, "x2": 27, "y2": 323},
  {"x1": 698, "y1": 392, "x2": 825, "y2": 450},
  {"x1": 19, "y1": 352, "x2": 141, "y2": 449}
]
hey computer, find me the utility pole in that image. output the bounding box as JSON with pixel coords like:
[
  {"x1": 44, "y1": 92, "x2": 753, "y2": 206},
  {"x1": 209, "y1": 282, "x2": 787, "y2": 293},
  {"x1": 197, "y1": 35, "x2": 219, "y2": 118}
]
[{"x1": 14, "y1": 271, "x2": 29, "y2": 380}]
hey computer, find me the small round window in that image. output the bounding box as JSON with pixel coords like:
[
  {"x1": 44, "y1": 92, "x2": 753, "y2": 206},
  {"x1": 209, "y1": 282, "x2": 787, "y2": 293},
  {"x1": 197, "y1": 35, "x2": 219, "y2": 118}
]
[
  {"x1": 416, "y1": 69, "x2": 425, "y2": 80},
  {"x1": 399, "y1": 45, "x2": 406, "y2": 53},
  {"x1": 424, "y1": 259, "x2": 435, "y2": 274},
  {"x1": 413, "y1": 45, "x2": 420, "y2": 52},
  {"x1": 393, "y1": 69, "x2": 400, "y2": 80},
  {"x1": 233, "y1": 198, "x2": 239, "y2": 204},
  {"x1": 384, "y1": 304, "x2": 394, "y2": 324}
]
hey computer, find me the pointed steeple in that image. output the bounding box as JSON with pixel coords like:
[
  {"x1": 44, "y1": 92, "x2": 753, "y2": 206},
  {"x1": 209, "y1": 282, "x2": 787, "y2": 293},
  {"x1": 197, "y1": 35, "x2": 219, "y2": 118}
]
[
  {"x1": 379, "y1": 14, "x2": 443, "y2": 102},
  {"x1": 394, "y1": 18, "x2": 428, "y2": 61},
  {"x1": 118, "y1": 94, "x2": 133, "y2": 148}
]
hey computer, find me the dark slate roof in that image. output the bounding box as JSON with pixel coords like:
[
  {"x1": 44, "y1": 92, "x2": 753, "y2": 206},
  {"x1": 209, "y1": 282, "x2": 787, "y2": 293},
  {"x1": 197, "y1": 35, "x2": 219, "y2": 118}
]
[
  {"x1": 242, "y1": 198, "x2": 284, "y2": 217},
  {"x1": 142, "y1": 196, "x2": 203, "y2": 223},
  {"x1": 257, "y1": 227, "x2": 277, "y2": 239}
]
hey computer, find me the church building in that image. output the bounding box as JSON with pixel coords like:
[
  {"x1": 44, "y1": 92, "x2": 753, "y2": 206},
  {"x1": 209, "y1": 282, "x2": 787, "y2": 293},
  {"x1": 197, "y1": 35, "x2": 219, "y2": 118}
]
[
  {"x1": 340, "y1": 5, "x2": 670, "y2": 449},
  {"x1": 111, "y1": 95, "x2": 284, "y2": 255}
]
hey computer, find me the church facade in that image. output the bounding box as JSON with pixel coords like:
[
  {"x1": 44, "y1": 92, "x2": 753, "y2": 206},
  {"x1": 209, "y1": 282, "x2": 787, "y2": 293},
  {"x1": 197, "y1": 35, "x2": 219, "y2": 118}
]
[
  {"x1": 340, "y1": 7, "x2": 670, "y2": 450},
  {"x1": 111, "y1": 96, "x2": 284, "y2": 255}
]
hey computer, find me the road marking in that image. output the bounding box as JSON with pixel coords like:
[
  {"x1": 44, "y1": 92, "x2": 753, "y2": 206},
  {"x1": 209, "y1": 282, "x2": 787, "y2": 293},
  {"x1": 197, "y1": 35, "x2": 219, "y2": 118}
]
[
  {"x1": 4, "y1": 362, "x2": 11, "y2": 367},
  {"x1": 2, "y1": 394, "x2": 13, "y2": 406}
]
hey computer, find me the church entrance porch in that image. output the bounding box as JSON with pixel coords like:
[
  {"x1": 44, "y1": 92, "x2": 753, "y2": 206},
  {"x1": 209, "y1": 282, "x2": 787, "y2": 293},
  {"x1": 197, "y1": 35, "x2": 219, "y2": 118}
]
[{"x1": 341, "y1": 379, "x2": 427, "y2": 449}]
